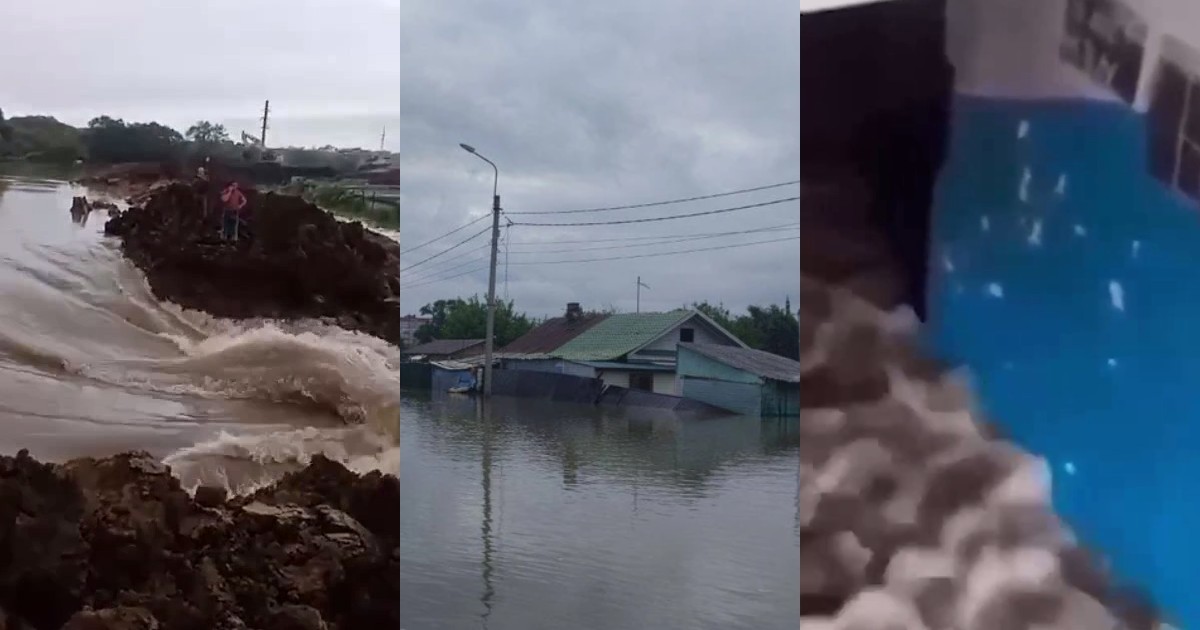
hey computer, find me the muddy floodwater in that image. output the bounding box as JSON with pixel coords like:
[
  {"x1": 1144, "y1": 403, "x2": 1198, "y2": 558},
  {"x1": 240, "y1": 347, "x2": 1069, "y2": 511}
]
[
  {"x1": 399, "y1": 392, "x2": 800, "y2": 630},
  {"x1": 0, "y1": 172, "x2": 398, "y2": 492}
]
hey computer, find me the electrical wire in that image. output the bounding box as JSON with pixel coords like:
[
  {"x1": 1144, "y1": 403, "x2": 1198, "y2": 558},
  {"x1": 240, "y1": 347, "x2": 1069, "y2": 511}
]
[
  {"x1": 404, "y1": 264, "x2": 490, "y2": 289},
  {"x1": 403, "y1": 251, "x2": 491, "y2": 284},
  {"x1": 400, "y1": 224, "x2": 492, "y2": 273},
  {"x1": 400, "y1": 213, "x2": 489, "y2": 255},
  {"x1": 507, "y1": 224, "x2": 799, "y2": 254},
  {"x1": 504, "y1": 180, "x2": 800, "y2": 215},
  {"x1": 506, "y1": 235, "x2": 797, "y2": 265},
  {"x1": 510, "y1": 196, "x2": 798, "y2": 227},
  {"x1": 508, "y1": 222, "x2": 800, "y2": 246},
  {"x1": 400, "y1": 242, "x2": 489, "y2": 278}
]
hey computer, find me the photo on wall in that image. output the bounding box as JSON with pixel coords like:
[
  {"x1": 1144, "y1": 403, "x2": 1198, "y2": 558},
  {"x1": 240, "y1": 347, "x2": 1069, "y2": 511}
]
[
  {"x1": 1146, "y1": 35, "x2": 1200, "y2": 203},
  {"x1": 1059, "y1": 0, "x2": 1148, "y2": 104}
]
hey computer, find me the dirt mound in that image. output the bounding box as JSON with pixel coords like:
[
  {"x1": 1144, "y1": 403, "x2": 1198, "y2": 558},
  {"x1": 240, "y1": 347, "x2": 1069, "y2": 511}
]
[
  {"x1": 103, "y1": 183, "x2": 400, "y2": 345},
  {"x1": 0, "y1": 450, "x2": 397, "y2": 630}
]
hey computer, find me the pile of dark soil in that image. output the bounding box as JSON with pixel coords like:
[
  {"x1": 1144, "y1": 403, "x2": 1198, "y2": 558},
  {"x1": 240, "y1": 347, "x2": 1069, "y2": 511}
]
[
  {"x1": 0, "y1": 451, "x2": 397, "y2": 630},
  {"x1": 104, "y1": 183, "x2": 400, "y2": 345}
]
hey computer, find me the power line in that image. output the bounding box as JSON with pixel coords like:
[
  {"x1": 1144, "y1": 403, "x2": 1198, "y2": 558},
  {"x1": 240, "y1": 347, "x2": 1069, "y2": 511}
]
[
  {"x1": 507, "y1": 224, "x2": 799, "y2": 254},
  {"x1": 400, "y1": 214, "x2": 489, "y2": 255},
  {"x1": 507, "y1": 235, "x2": 797, "y2": 266},
  {"x1": 510, "y1": 196, "x2": 798, "y2": 227},
  {"x1": 404, "y1": 228, "x2": 504, "y2": 286},
  {"x1": 505, "y1": 180, "x2": 800, "y2": 215},
  {"x1": 404, "y1": 264, "x2": 490, "y2": 289},
  {"x1": 400, "y1": 242, "x2": 489, "y2": 278},
  {"x1": 400, "y1": 225, "x2": 492, "y2": 273},
  {"x1": 405, "y1": 257, "x2": 488, "y2": 286},
  {"x1": 403, "y1": 250, "x2": 490, "y2": 284},
  {"x1": 509, "y1": 222, "x2": 800, "y2": 245}
]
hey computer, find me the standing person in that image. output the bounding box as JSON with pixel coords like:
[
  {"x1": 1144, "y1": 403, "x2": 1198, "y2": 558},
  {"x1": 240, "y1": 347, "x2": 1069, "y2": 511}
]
[
  {"x1": 219, "y1": 181, "x2": 247, "y2": 241},
  {"x1": 194, "y1": 158, "x2": 211, "y2": 218}
]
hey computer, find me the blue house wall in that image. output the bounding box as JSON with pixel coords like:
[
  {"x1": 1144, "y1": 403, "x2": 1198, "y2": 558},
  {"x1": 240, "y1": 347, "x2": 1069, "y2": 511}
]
[{"x1": 676, "y1": 345, "x2": 764, "y2": 416}]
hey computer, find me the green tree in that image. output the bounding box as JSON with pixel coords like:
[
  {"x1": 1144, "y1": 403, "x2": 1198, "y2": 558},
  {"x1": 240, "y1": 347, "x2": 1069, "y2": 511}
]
[
  {"x1": 692, "y1": 300, "x2": 760, "y2": 348},
  {"x1": 83, "y1": 116, "x2": 185, "y2": 163},
  {"x1": 692, "y1": 301, "x2": 735, "y2": 331},
  {"x1": 0, "y1": 115, "x2": 85, "y2": 162},
  {"x1": 186, "y1": 120, "x2": 230, "y2": 144},
  {"x1": 415, "y1": 298, "x2": 464, "y2": 343},
  {"x1": 692, "y1": 299, "x2": 799, "y2": 359},
  {"x1": 416, "y1": 296, "x2": 535, "y2": 347},
  {"x1": 741, "y1": 303, "x2": 800, "y2": 360}
]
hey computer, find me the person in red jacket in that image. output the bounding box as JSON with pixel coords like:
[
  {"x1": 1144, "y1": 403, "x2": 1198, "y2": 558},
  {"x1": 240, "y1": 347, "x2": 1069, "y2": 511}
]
[{"x1": 219, "y1": 181, "x2": 247, "y2": 241}]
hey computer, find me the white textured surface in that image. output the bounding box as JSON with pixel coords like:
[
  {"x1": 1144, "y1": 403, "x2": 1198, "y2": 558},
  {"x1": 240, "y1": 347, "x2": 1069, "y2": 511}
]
[{"x1": 799, "y1": 276, "x2": 1162, "y2": 629}]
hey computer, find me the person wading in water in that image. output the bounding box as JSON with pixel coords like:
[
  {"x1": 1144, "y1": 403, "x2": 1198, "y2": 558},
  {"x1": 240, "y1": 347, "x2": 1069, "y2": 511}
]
[{"x1": 219, "y1": 181, "x2": 247, "y2": 241}]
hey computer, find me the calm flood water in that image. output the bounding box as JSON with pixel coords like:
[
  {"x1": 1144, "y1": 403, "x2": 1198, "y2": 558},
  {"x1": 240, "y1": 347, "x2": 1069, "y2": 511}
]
[{"x1": 399, "y1": 393, "x2": 800, "y2": 630}]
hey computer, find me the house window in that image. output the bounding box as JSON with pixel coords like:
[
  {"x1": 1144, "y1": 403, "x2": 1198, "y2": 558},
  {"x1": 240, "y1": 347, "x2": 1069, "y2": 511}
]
[
  {"x1": 1059, "y1": 0, "x2": 1147, "y2": 105},
  {"x1": 1147, "y1": 36, "x2": 1200, "y2": 203},
  {"x1": 679, "y1": 327, "x2": 695, "y2": 343},
  {"x1": 630, "y1": 372, "x2": 654, "y2": 392}
]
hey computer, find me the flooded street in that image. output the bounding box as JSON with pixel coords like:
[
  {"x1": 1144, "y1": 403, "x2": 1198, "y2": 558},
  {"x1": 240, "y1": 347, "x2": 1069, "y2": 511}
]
[{"x1": 399, "y1": 393, "x2": 800, "y2": 630}]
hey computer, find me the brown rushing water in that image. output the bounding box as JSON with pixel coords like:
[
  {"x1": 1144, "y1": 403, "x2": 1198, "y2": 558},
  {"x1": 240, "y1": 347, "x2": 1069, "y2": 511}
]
[{"x1": 0, "y1": 172, "x2": 398, "y2": 491}]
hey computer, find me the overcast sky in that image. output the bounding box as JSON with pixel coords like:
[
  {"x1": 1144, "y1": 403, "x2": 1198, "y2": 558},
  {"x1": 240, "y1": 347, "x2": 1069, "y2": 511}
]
[
  {"x1": 0, "y1": 0, "x2": 400, "y2": 150},
  {"x1": 400, "y1": 0, "x2": 799, "y2": 319}
]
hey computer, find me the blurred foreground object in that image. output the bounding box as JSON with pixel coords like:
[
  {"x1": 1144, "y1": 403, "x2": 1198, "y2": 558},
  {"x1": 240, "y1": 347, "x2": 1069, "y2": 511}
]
[{"x1": 798, "y1": 276, "x2": 1161, "y2": 630}]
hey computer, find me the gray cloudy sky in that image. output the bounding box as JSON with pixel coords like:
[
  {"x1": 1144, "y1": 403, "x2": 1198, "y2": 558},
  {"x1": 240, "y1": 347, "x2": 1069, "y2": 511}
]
[
  {"x1": 1, "y1": 0, "x2": 400, "y2": 150},
  {"x1": 400, "y1": 0, "x2": 799, "y2": 319}
]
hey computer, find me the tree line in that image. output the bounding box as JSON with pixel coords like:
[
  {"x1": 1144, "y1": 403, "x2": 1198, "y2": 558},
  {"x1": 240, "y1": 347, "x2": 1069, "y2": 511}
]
[
  {"x1": 690, "y1": 300, "x2": 800, "y2": 360},
  {"x1": 411, "y1": 296, "x2": 800, "y2": 360},
  {"x1": 0, "y1": 106, "x2": 272, "y2": 166},
  {"x1": 413, "y1": 297, "x2": 536, "y2": 348}
]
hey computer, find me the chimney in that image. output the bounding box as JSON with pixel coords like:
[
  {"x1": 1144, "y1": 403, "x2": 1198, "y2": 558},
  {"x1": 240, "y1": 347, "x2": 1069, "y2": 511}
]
[{"x1": 566, "y1": 302, "x2": 582, "y2": 321}]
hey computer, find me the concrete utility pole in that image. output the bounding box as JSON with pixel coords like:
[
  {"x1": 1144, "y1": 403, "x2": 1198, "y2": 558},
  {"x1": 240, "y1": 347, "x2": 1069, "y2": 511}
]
[
  {"x1": 380, "y1": 126, "x2": 386, "y2": 151},
  {"x1": 260, "y1": 100, "x2": 270, "y2": 148},
  {"x1": 637, "y1": 276, "x2": 650, "y2": 313},
  {"x1": 460, "y1": 143, "x2": 500, "y2": 397}
]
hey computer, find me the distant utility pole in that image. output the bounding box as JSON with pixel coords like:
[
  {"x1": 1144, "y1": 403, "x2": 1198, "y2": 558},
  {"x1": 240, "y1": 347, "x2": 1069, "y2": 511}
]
[
  {"x1": 637, "y1": 276, "x2": 650, "y2": 313},
  {"x1": 380, "y1": 126, "x2": 386, "y2": 151},
  {"x1": 460, "y1": 142, "x2": 501, "y2": 397},
  {"x1": 260, "y1": 100, "x2": 270, "y2": 148}
]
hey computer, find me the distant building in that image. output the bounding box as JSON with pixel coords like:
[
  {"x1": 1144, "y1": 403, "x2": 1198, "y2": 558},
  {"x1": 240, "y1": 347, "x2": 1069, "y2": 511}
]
[
  {"x1": 402, "y1": 338, "x2": 485, "y2": 362},
  {"x1": 490, "y1": 303, "x2": 611, "y2": 377},
  {"x1": 555, "y1": 309, "x2": 745, "y2": 395},
  {"x1": 676, "y1": 343, "x2": 800, "y2": 417},
  {"x1": 491, "y1": 304, "x2": 746, "y2": 396},
  {"x1": 399, "y1": 315, "x2": 431, "y2": 347}
]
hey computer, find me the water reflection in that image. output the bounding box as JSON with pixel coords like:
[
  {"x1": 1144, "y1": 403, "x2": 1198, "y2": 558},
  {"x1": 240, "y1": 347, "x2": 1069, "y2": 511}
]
[
  {"x1": 481, "y1": 399, "x2": 496, "y2": 626},
  {"x1": 400, "y1": 393, "x2": 800, "y2": 630}
]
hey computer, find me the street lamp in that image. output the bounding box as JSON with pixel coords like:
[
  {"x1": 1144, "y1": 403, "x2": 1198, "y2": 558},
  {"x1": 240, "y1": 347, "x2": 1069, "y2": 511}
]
[{"x1": 461, "y1": 142, "x2": 501, "y2": 397}]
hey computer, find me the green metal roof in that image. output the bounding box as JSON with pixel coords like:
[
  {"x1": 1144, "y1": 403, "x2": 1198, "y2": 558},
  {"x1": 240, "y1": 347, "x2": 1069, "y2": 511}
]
[{"x1": 554, "y1": 310, "x2": 694, "y2": 361}]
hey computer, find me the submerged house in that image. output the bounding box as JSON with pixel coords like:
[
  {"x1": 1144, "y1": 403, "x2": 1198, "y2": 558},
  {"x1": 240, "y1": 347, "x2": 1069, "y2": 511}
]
[
  {"x1": 430, "y1": 360, "x2": 478, "y2": 393},
  {"x1": 401, "y1": 338, "x2": 485, "y2": 362},
  {"x1": 496, "y1": 303, "x2": 609, "y2": 377},
  {"x1": 472, "y1": 304, "x2": 749, "y2": 404},
  {"x1": 549, "y1": 309, "x2": 747, "y2": 395},
  {"x1": 676, "y1": 343, "x2": 800, "y2": 417}
]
